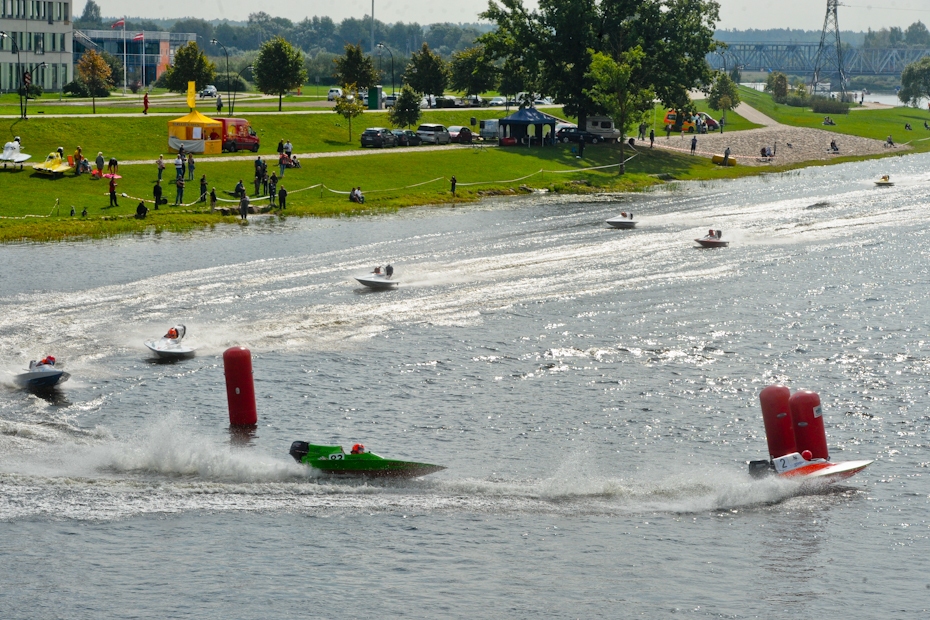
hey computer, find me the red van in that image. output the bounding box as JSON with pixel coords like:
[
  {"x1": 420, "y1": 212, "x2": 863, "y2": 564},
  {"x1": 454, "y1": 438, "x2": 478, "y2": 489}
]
[{"x1": 219, "y1": 118, "x2": 260, "y2": 152}]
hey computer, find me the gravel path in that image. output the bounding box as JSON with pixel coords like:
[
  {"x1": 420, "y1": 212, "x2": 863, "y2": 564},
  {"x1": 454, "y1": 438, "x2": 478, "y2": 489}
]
[{"x1": 642, "y1": 102, "x2": 908, "y2": 167}]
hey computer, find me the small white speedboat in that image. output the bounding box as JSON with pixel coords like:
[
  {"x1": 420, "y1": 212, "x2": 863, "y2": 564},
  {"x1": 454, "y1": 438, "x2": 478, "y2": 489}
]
[
  {"x1": 144, "y1": 325, "x2": 195, "y2": 359},
  {"x1": 1, "y1": 137, "x2": 31, "y2": 169},
  {"x1": 14, "y1": 358, "x2": 70, "y2": 389},
  {"x1": 750, "y1": 451, "x2": 873, "y2": 484},
  {"x1": 874, "y1": 176, "x2": 894, "y2": 187},
  {"x1": 356, "y1": 266, "x2": 398, "y2": 289},
  {"x1": 606, "y1": 213, "x2": 637, "y2": 229}
]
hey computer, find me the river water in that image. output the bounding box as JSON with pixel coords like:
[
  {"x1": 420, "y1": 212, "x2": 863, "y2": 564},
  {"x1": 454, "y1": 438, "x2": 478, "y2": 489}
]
[{"x1": 2, "y1": 154, "x2": 929, "y2": 618}]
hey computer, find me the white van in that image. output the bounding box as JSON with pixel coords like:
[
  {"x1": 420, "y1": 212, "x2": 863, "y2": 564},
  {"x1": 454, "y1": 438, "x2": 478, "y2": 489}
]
[
  {"x1": 585, "y1": 116, "x2": 622, "y2": 142},
  {"x1": 327, "y1": 88, "x2": 343, "y2": 101}
]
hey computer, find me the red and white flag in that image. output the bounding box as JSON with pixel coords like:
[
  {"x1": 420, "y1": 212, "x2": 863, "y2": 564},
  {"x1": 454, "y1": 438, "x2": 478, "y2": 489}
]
[
  {"x1": 111, "y1": 19, "x2": 125, "y2": 28},
  {"x1": 133, "y1": 32, "x2": 144, "y2": 41}
]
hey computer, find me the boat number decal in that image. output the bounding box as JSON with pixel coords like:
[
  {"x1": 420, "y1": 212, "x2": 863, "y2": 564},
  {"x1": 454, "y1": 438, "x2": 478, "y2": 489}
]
[
  {"x1": 779, "y1": 458, "x2": 786, "y2": 469},
  {"x1": 328, "y1": 454, "x2": 344, "y2": 460},
  {"x1": 813, "y1": 405, "x2": 822, "y2": 418}
]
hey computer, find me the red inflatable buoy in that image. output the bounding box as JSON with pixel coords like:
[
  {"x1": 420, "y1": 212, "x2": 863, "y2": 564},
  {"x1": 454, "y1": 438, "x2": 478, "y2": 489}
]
[
  {"x1": 224, "y1": 347, "x2": 257, "y2": 426},
  {"x1": 788, "y1": 390, "x2": 828, "y2": 460},
  {"x1": 759, "y1": 384, "x2": 796, "y2": 459}
]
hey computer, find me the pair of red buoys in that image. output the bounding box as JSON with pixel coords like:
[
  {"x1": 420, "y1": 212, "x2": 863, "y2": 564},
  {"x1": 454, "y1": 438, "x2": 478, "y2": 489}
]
[{"x1": 759, "y1": 385, "x2": 828, "y2": 461}]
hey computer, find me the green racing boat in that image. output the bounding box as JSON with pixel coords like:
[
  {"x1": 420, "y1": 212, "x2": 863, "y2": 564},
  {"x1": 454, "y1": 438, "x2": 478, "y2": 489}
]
[{"x1": 289, "y1": 441, "x2": 445, "y2": 478}]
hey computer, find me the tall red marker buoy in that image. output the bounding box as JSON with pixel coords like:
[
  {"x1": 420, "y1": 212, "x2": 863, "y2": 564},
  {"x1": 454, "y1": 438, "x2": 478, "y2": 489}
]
[
  {"x1": 224, "y1": 346, "x2": 257, "y2": 426},
  {"x1": 789, "y1": 389, "x2": 828, "y2": 460},
  {"x1": 759, "y1": 384, "x2": 796, "y2": 459}
]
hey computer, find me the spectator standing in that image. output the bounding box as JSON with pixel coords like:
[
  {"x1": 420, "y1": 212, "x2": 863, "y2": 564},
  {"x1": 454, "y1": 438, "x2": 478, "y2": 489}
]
[
  {"x1": 690, "y1": 135, "x2": 697, "y2": 155},
  {"x1": 96, "y1": 151, "x2": 105, "y2": 176},
  {"x1": 143, "y1": 92, "x2": 149, "y2": 115},
  {"x1": 649, "y1": 129, "x2": 655, "y2": 148},
  {"x1": 175, "y1": 154, "x2": 184, "y2": 180},
  {"x1": 199, "y1": 175, "x2": 208, "y2": 202},
  {"x1": 284, "y1": 140, "x2": 293, "y2": 158},
  {"x1": 210, "y1": 187, "x2": 217, "y2": 209},
  {"x1": 451, "y1": 175, "x2": 457, "y2": 196},
  {"x1": 108, "y1": 176, "x2": 119, "y2": 207},
  {"x1": 216, "y1": 94, "x2": 223, "y2": 113},
  {"x1": 175, "y1": 178, "x2": 185, "y2": 205},
  {"x1": 156, "y1": 154, "x2": 165, "y2": 181},
  {"x1": 269, "y1": 173, "x2": 277, "y2": 206},
  {"x1": 278, "y1": 186, "x2": 287, "y2": 210},
  {"x1": 153, "y1": 180, "x2": 162, "y2": 208},
  {"x1": 187, "y1": 153, "x2": 195, "y2": 181},
  {"x1": 239, "y1": 194, "x2": 250, "y2": 220}
]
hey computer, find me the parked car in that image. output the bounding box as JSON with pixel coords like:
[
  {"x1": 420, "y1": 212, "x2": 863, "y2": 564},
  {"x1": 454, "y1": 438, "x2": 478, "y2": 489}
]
[
  {"x1": 416, "y1": 123, "x2": 451, "y2": 145},
  {"x1": 585, "y1": 116, "x2": 622, "y2": 142},
  {"x1": 392, "y1": 129, "x2": 422, "y2": 146},
  {"x1": 488, "y1": 96, "x2": 507, "y2": 106},
  {"x1": 384, "y1": 94, "x2": 398, "y2": 108},
  {"x1": 464, "y1": 95, "x2": 486, "y2": 107},
  {"x1": 360, "y1": 127, "x2": 397, "y2": 148},
  {"x1": 199, "y1": 85, "x2": 217, "y2": 98},
  {"x1": 698, "y1": 112, "x2": 719, "y2": 131},
  {"x1": 556, "y1": 127, "x2": 602, "y2": 144},
  {"x1": 327, "y1": 88, "x2": 344, "y2": 101},
  {"x1": 447, "y1": 126, "x2": 473, "y2": 144}
]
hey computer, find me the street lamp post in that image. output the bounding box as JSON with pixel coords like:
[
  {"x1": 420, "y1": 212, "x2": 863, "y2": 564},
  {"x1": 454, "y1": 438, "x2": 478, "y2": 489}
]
[
  {"x1": 231, "y1": 65, "x2": 253, "y2": 115},
  {"x1": 377, "y1": 43, "x2": 394, "y2": 96},
  {"x1": 210, "y1": 38, "x2": 230, "y2": 117},
  {"x1": 24, "y1": 62, "x2": 48, "y2": 119}
]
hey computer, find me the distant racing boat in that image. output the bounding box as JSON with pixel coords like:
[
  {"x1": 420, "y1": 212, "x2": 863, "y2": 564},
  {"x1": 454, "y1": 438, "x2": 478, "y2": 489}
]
[
  {"x1": 144, "y1": 325, "x2": 195, "y2": 359},
  {"x1": 14, "y1": 356, "x2": 70, "y2": 390},
  {"x1": 289, "y1": 441, "x2": 445, "y2": 478}
]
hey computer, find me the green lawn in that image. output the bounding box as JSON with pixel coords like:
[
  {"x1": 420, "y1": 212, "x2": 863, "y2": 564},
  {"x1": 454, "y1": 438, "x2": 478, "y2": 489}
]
[
  {"x1": 0, "y1": 138, "x2": 735, "y2": 242},
  {"x1": 738, "y1": 86, "x2": 930, "y2": 148}
]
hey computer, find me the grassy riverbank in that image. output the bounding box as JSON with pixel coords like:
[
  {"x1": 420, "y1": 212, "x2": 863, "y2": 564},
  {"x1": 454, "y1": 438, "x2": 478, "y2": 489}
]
[{"x1": 1, "y1": 90, "x2": 911, "y2": 244}]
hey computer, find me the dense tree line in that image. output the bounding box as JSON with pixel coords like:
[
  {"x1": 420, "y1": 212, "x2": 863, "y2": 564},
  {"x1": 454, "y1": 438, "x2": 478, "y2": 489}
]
[{"x1": 75, "y1": 1, "x2": 490, "y2": 57}]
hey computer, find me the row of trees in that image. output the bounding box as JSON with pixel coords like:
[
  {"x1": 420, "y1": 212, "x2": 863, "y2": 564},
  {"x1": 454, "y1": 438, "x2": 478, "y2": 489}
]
[
  {"x1": 75, "y1": 0, "x2": 488, "y2": 58},
  {"x1": 862, "y1": 22, "x2": 930, "y2": 49}
]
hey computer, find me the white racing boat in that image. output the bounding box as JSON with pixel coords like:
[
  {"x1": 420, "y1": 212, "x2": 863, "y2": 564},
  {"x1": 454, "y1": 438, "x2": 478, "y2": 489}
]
[
  {"x1": 1, "y1": 137, "x2": 31, "y2": 169},
  {"x1": 874, "y1": 175, "x2": 894, "y2": 187},
  {"x1": 14, "y1": 357, "x2": 70, "y2": 389},
  {"x1": 144, "y1": 325, "x2": 195, "y2": 359},
  {"x1": 356, "y1": 265, "x2": 398, "y2": 289},
  {"x1": 606, "y1": 212, "x2": 637, "y2": 229}
]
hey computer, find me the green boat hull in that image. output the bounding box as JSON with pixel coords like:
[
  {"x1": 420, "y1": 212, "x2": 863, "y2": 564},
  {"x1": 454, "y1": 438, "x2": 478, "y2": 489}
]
[{"x1": 289, "y1": 442, "x2": 445, "y2": 478}]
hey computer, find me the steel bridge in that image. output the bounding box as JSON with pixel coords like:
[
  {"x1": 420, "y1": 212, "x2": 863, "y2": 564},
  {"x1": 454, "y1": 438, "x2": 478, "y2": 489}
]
[{"x1": 707, "y1": 43, "x2": 930, "y2": 77}]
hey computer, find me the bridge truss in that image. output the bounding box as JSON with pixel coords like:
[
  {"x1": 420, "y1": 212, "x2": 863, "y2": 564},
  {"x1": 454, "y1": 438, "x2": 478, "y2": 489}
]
[{"x1": 708, "y1": 44, "x2": 930, "y2": 79}]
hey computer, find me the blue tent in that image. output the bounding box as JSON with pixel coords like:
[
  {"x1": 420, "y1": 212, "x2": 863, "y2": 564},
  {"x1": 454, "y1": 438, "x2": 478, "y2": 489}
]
[{"x1": 499, "y1": 107, "x2": 559, "y2": 146}]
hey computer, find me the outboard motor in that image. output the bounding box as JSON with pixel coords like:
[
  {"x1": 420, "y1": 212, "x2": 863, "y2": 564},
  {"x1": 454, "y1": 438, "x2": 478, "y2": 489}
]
[
  {"x1": 748, "y1": 459, "x2": 774, "y2": 478},
  {"x1": 289, "y1": 441, "x2": 310, "y2": 463}
]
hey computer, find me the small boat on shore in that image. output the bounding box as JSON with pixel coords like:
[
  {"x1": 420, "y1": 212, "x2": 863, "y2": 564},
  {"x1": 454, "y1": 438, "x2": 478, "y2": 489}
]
[
  {"x1": 356, "y1": 265, "x2": 398, "y2": 289},
  {"x1": 289, "y1": 441, "x2": 445, "y2": 478},
  {"x1": 606, "y1": 212, "x2": 637, "y2": 229},
  {"x1": 14, "y1": 357, "x2": 70, "y2": 390},
  {"x1": 695, "y1": 229, "x2": 728, "y2": 248},
  {"x1": 144, "y1": 325, "x2": 195, "y2": 359}
]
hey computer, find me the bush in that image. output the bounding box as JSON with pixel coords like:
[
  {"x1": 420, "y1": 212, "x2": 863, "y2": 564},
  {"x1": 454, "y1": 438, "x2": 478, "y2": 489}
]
[
  {"x1": 18, "y1": 84, "x2": 43, "y2": 98},
  {"x1": 129, "y1": 80, "x2": 142, "y2": 94},
  {"x1": 785, "y1": 95, "x2": 808, "y2": 107},
  {"x1": 809, "y1": 96, "x2": 851, "y2": 115},
  {"x1": 63, "y1": 78, "x2": 111, "y2": 98},
  {"x1": 63, "y1": 80, "x2": 89, "y2": 97},
  {"x1": 215, "y1": 76, "x2": 248, "y2": 93}
]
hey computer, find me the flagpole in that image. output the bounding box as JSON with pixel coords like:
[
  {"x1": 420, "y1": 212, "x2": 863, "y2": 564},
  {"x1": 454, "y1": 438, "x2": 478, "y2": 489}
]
[
  {"x1": 142, "y1": 32, "x2": 146, "y2": 90},
  {"x1": 122, "y1": 19, "x2": 127, "y2": 95}
]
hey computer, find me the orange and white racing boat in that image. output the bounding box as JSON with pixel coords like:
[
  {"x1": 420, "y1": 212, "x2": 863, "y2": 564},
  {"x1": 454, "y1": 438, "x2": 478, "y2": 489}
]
[{"x1": 748, "y1": 384, "x2": 873, "y2": 483}]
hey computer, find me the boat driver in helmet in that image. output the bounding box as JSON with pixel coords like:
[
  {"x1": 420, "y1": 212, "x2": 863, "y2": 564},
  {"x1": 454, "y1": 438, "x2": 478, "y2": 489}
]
[
  {"x1": 165, "y1": 327, "x2": 179, "y2": 339},
  {"x1": 350, "y1": 443, "x2": 365, "y2": 454}
]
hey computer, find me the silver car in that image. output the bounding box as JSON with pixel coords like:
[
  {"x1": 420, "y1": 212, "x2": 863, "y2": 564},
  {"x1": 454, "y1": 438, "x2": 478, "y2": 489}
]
[{"x1": 416, "y1": 123, "x2": 451, "y2": 145}]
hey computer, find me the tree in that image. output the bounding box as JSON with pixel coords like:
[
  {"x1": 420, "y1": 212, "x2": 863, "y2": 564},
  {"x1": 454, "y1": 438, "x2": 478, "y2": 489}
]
[
  {"x1": 334, "y1": 83, "x2": 366, "y2": 142},
  {"x1": 585, "y1": 49, "x2": 653, "y2": 174},
  {"x1": 405, "y1": 43, "x2": 448, "y2": 108},
  {"x1": 78, "y1": 0, "x2": 102, "y2": 27},
  {"x1": 100, "y1": 51, "x2": 123, "y2": 89},
  {"x1": 388, "y1": 85, "x2": 422, "y2": 128},
  {"x1": 76, "y1": 50, "x2": 112, "y2": 113},
  {"x1": 254, "y1": 36, "x2": 307, "y2": 111},
  {"x1": 899, "y1": 56, "x2": 930, "y2": 107},
  {"x1": 334, "y1": 43, "x2": 378, "y2": 91},
  {"x1": 765, "y1": 71, "x2": 788, "y2": 101},
  {"x1": 449, "y1": 46, "x2": 499, "y2": 98},
  {"x1": 171, "y1": 18, "x2": 215, "y2": 44},
  {"x1": 905, "y1": 21, "x2": 930, "y2": 47},
  {"x1": 163, "y1": 42, "x2": 217, "y2": 93},
  {"x1": 708, "y1": 72, "x2": 740, "y2": 131}
]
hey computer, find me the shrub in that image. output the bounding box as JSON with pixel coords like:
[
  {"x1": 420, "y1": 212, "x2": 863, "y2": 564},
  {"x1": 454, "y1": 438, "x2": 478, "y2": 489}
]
[
  {"x1": 63, "y1": 79, "x2": 89, "y2": 97},
  {"x1": 785, "y1": 95, "x2": 808, "y2": 107},
  {"x1": 19, "y1": 84, "x2": 43, "y2": 98},
  {"x1": 809, "y1": 96, "x2": 851, "y2": 115},
  {"x1": 129, "y1": 80, "x2": 142, "y2": 94}
]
